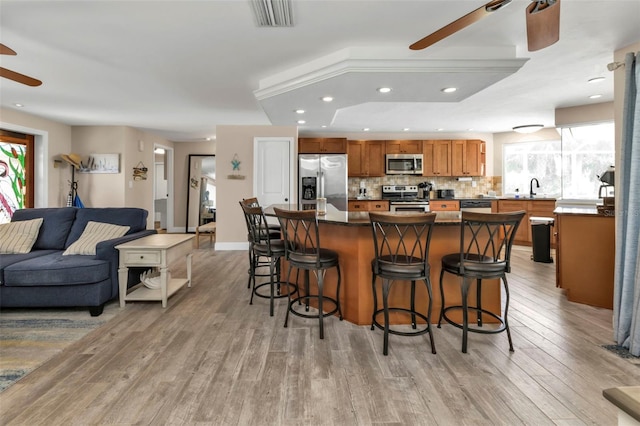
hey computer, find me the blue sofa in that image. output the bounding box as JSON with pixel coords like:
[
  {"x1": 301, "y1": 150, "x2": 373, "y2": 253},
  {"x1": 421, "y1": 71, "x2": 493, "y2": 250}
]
[{"x1": 0, "y1": 207, "x2": 156, "y2": 316}]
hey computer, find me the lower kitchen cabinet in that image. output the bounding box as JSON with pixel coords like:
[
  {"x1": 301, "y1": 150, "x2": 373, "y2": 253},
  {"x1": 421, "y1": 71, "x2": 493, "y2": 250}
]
[
  {"x1": 496, "y1": 199, "x2": 556, "y2": 246},
  {"x1": 429, "y1": 200, "x2": 459, "y2": 211},
  {"x1": 555, "y1": 211, "x2": 614, "y2": 309},
  {"x1": 348, "y1": 200, "x2": 389, "y2": 212}
]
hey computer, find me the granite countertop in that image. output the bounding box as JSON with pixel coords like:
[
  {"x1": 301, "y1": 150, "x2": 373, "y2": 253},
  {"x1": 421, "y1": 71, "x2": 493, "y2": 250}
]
[
  {"x1": 554, "y1": 206, "x2": 602, "y2": 215},
  {"x1": 265, "y1": 204, "x2": 460, "y2": 226}
]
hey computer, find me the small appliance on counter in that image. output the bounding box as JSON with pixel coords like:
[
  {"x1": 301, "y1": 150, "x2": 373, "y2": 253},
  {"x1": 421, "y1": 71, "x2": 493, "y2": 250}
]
[
  {"x1": 597, "y1": 165, "x2": 615, "y2": 215},
  {"x1": 436, "y1": 189, "x2": 455, "y2": 199},
  {"x1": 417, "y1": 182, "x2": 433, "y2": 199}
]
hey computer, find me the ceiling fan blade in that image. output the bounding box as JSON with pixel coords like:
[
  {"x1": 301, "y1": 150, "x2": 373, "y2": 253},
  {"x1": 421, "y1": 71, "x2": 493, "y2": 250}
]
[
  {"x1": 410, "y1": 0, "x2": 513, "y2": 50},
  {"x1": 526, "y1": 0, "x2": 561, "y2": 51},
  {"x1": 0, "y1": 44, "x2": 17, "y2": 56},
  {"x1": 0, "y1": 67, "x2": 42, "y2": 87}
]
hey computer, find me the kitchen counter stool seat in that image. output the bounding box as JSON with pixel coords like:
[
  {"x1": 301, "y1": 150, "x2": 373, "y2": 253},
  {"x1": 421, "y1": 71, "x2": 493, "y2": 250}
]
[
  {"x1": 274, "y1": 207, "x2": 342, "y2": 340},
  {"x1": 438, "y1": 210, "x2": 525, "y2": 353},
  {"x1": 369, "y1": 211, "x2": 438, "y2": 356}
]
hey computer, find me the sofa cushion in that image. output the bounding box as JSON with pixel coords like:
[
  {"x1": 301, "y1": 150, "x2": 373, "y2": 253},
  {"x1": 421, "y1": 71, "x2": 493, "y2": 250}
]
[
  {"x1": 12, "y1": 208, "x2": 77, "y2": 250},
  {"x1": 66, "y1": 208, "x2": 148, "y2": 247},
  {"x1": 0, "y1": 249, "x2": 58, "y2": 285},
  {"x1": 3, "y1": 252, "x2": 110, "y2": 287},
  {"x1": 63, "y1": 221, "x2": 130, "y2": 255},
  {"x1": 0, "y1": 218, "x2": 43, "y2": 254}
]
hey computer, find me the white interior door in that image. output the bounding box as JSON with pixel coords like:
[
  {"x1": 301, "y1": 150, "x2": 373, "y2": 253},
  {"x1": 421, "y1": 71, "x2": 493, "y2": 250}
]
[{"x1": 254, "y1": 137, "x2": 295, "y2": 207}]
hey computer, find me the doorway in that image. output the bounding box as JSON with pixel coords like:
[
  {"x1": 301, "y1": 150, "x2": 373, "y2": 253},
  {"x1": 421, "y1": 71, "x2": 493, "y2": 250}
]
[{"x1": 153, "y1": 144, "x2": 174, "y2": 233}]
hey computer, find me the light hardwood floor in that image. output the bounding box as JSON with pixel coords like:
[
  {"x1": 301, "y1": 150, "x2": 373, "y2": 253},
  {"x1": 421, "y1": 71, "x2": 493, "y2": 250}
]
[{"x1": 1, "y1": 246, "x2": 638, "y2": 425}]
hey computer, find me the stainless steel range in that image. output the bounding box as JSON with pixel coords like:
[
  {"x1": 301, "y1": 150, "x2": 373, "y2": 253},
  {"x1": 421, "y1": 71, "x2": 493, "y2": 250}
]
[{"x1": 382, "y1": 185, "x2": 430, "y2": 212}]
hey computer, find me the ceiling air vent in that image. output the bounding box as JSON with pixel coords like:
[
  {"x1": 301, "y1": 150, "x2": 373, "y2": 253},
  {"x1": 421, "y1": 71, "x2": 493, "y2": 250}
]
[{"x1": 250, "y1": 0, "x2": 294, "y2": 27}]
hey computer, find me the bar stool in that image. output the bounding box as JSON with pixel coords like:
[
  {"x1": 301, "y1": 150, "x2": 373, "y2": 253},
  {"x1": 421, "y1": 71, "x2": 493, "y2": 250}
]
[
  {"x1": 240, "y1": 198, "x2": 280, "y2": 289},
  {"x1": 369, "y1": 211, "x2": 437, "y2": 356},
  {"x1": 239, "y1": 202, "x2": 295, "y2": 316},
  {"x1": 438, "y1": 210, "x2": 525, "y2": 353},
  {"x1": 273, "y1": 207, "x2": 342, "y2": 339}
]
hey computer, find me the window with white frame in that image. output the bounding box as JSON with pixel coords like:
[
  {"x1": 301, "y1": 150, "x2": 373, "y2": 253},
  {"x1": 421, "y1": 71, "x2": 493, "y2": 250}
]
[{"x1": 502, "y1": 122, "x2": 614, "y2": 199}]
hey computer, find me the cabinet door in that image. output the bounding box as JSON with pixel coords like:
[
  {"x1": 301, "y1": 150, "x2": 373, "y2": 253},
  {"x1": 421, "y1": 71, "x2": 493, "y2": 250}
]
[
  {"x1": 347, "y1": 140, "x2": 366, "y2": 177},
  {"x1": 497, "y1": 200, "x2": 529, "y2": 244},
  {"x1": 386, "y1": 140, "x2": 422, "y2": 154},
  {"x1": 366, "y1": 140, "x2": 386, "y2": 176},
  {"x1": 464, "y1": 140, "x2": 484, "y2": 176},
  {"x1": 298, "y1": 138, "x2": 324, "y2": 153},
  {"x1": 430, "y1": 200, "x2": 459, "y2": 211},
  {"x1": 424, "y1": 140, "x2": 452, "y2": 176},
  {"x1": 369, "y1": 201, "x2": 389, "y2": 211},
  {"x1": 299, "y1": 138, "x2": 346, "y2": 153},
  {"x1": 322, "y1": 138, "x2": 347, "y2": 153},
  {"x1": 348, "y1": 201, "x2": 368, "y2": 212},
  {"x1": 451, "y1": 140, "x2": 466, "y2": 176}
]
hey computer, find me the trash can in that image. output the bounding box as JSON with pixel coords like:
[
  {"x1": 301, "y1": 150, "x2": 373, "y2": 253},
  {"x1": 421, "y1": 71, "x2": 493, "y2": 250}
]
[{"x1": 530, "y1": 216, "x2": 554, "y2": 263}]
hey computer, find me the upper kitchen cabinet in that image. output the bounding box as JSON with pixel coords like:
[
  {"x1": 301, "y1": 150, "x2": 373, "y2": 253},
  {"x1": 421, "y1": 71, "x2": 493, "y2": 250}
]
[
  {"x1": 298, "y1": 137, "x2": 347, "y2": 154},
  {"x1": 348, "y1": 140, "x2": 385, "y2": 177},
  {"x1": 451, "y1": 139, "x2": 485, "y2": 177},
  {"x1": 423, "y1": 140, "x2": 452, "y2": 176},
  {"x1": 386, "y1": 140, "x2": 423, "y2": 154}
]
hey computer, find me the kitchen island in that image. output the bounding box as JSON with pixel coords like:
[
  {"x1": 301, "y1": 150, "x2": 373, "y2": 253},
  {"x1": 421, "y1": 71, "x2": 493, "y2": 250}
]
[
  {"x1": 554, "y1": 206, "x2": 615, "y2": 309},
  {"x1": 264, "y1": 204, "x2": 501, "y2": 325}
]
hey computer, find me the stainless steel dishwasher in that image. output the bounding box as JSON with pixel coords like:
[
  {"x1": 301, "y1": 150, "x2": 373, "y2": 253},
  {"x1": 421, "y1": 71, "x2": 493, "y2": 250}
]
[{"x1": 459, "y1": 199, "x2": 493, "y2": 213}]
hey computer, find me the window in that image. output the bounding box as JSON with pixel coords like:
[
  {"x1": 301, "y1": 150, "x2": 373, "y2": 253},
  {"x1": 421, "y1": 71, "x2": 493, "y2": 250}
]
[
  {"x1": 503, "y1": 122, "x2": 614, "y2": 199},
  {"x1": 0, "y1": 131, "x2": 35, "y2": 223}
]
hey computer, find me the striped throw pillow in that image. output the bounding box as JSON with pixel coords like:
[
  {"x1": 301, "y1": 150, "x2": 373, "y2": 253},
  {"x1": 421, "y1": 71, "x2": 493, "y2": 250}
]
[
  {"x1": 0, "y1": 218, "x2": 44, "y2": 254},
  {"x1": 63, "y1": 221, "x2": 130, "y2": 256}
]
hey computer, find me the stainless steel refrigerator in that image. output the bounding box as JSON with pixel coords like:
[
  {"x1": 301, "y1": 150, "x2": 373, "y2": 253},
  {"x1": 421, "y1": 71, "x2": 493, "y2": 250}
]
[{"x1": 298, "y1": 154, "x2": 348, "y2": 211}]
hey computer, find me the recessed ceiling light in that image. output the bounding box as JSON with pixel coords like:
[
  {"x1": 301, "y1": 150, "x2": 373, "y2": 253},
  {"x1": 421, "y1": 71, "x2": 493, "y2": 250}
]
[
  {"x1": 441, "y1": 87, "x2": 457, "y2": 93},
  {"x1": 468, "y1": 128, "x2": 474, "y2": 131},
  {"x1": 321, "y1": 96, "x2": 333, "y2": 102},
  {"x1": 437, "y1": 128, "x2": 444, "y2": 131},
  {"x1": 321, "y1": 125, "x2": 327, "y2": 128},
  {"x1": 363, "y1": 128, "x2": 370, "y2": 131},
  {"x1": 13, "y1": 103, "x2": 24, "y2": 108},
  {"x1": 297, "y1": 120, "x2": 306, "y2": 124},
  {"x1": 513, "y1": 124, "x2": 543, "y2": 133},
  {"x1": 377, "y1": 87, "x2": 392, "y2": 93},
  {"x1": 588, "y1": 77, "x2": 605, "y2": 83},
  {"x1": 589, "y1": 94, "x2": 602, "y2": 99},
  {"x1": 403, "y1": 128, "x2": 410, "y2": 131},
  {"x1": 295, "y1": 109, "x2": 305, "y2": 114}
]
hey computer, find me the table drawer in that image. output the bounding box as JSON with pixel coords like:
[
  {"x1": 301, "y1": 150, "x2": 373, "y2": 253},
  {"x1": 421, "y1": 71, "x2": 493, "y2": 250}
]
[{"x1": 123, "y1": 250, "x2": 161, "y2": 265}]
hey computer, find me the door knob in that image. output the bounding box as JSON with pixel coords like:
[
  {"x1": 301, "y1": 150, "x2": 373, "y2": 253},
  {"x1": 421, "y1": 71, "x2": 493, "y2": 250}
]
[{"x1": 284, "y1": 198, "x2": 288, "y2": 202}]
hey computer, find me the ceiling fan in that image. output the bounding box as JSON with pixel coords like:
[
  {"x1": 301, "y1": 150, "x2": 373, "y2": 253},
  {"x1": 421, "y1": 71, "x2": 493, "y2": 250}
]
[
  {"x1": 410, "y1": 0, "x2": 560, "y2": 52},
  {"x1": 0, "y1": 43, "x2": 42, "y2": 87}
]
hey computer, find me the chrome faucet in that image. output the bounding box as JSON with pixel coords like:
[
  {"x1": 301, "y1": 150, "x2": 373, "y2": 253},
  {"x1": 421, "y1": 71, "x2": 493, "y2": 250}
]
[{"x1": 530, "y1": 178, "x2": 540, "y2": 198}]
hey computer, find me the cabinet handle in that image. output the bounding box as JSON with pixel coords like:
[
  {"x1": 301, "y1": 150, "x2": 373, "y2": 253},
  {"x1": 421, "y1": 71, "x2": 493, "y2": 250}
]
[{"x1": 140, "y1": 255, "x2": 144, "y2": 259}]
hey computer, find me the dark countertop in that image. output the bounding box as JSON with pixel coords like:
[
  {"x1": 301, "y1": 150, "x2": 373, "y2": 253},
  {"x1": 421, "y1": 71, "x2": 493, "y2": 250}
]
[{"x1": 265, "y1": 204, "x2": 460, "y2": 226}]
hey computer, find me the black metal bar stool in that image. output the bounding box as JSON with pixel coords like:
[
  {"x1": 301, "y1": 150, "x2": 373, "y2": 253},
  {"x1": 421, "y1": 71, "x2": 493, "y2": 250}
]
[
  {"x1": 239, "y1": 202, "x2": 293, "y2": 316},
  {"x1": 273, "y1": 207, "x2": 342, "y2": 339},
  {"x1": 369, "y1": 211, "x2": 438, "y2": 356},
  {"x1": 438, "y1": 210, "x2": 525, "y2": 353},
  {"x1": 240, "y1": 198, "x2": 281, "y2": 290}
]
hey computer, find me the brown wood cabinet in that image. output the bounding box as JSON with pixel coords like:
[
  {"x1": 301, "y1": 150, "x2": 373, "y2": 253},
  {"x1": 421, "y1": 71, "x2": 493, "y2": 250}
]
[
  {"x1": 386, "y1": 140, "x2": 422, "y2": 154},
  {"x1": 423, "y1": 140, "x2": 452, "y2": 176},
  {"x1": 429, "y1": 200, "x2": 459, "y2": 211},
  {"x1": 555, "y1": 212, "x2": 614, "y2": 308},
  {"x1": 496, "y1": 199, "x2": 556, "y2": 246},
  {"x1": 348, "y1": 200, "x2": 389, "y2": 212},
  {"x1": 347, "y1": 140, "x2": 385, "y2": 177},
  {"x1": 298, "y1": 138, "x2": 347, "y2": 154},
  {"x1": 451, "y1": 139, "x2": 485, "y2": 177}
]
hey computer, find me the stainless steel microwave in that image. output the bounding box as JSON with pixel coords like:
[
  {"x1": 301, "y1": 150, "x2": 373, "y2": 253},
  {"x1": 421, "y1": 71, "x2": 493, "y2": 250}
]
[{"x1": 385, "y1": 154, "x2": 424, "y2": 175}]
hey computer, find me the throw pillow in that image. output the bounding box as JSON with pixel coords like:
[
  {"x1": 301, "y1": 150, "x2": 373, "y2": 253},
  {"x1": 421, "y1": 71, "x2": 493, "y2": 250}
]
[
  {"x1": 63, "y1": 221, "x2": 130, "y2": 256},
  {"x1": 0, "y1": 218, "x2": 44, "y2": 254}
]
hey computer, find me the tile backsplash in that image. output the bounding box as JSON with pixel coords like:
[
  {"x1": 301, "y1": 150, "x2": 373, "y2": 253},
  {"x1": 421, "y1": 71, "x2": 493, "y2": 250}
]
[{"x1": 348, "y1": 176, "x2": 502, "y2": 199}]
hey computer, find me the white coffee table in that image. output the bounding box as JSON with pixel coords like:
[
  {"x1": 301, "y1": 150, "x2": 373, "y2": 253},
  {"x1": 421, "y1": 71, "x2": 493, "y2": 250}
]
[{"x1": 116, "y1": 234, "x2": 194, "y2": 308}]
